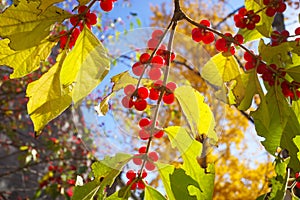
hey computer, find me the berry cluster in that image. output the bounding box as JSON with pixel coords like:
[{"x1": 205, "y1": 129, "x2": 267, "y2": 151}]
[
  {"x1": 215, "y1": 33, "x2": 244, "y2": 56},
  {"x1": 122, "y1": 30, "x2": 178, "y2": 191},
  {"x1": 263, "y1": 0, "x2": 286, "y2": 17},
  {"x1": 59, "y1": 6, "x2": 97, "y2": 49},
  {"x1": 125, "y1": 169, "x2": 147, "y2": 190},
  {"x1": 270, "y1": 30, "x2": 289, "y2": 46},
  {"x1": 99, "y1": 0, "x2": 117, "y2": 12},
  {"x1": 234, "y1": 8, "x2": 260, "y2": 30},
  {"x1": 281, "y1": 81, "x2": 300, "y2": 100},
  {"x1": 191, "y1": 19, "x2": 215, "y2": 44}
]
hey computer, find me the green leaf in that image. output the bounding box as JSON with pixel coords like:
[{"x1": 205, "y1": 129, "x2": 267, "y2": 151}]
[
  {"x1": 0, "y1": 39, "x2": 54, "y2": 78},
  {"x1": 156, "y1": 163, "x2": 176, "y2": 200},
  {"x1": 60, "y1": 26, "x2": 110, "y2": 105},
  {"x1": 258, "y1": 40, "x2": 294, "y2": 66},
  {"x1": 26, "y1": 58, "x2": 72, "y2": 134},
  {"x1": 202, "y1": 53, "x2": 241, "y2": 87},
  {"x1": 293, "y1": 136, "x2": 300, "y2": 161},
  {"x1": 252, "y1": 87, "x2": 300, "y2": 171},
  {"x1": 164, "y1": 126, "x2": 215, "y2": 199},
  {"x1": 174, "y1": 86, "x2": 217, "y2": 143},
  {"x1": 72, "y1": 181, "x2": 102, "y2": 200},
  {"x1": 0, "y1": 0, "x2": 71, "y2": 50},
  {"x1": 238, "y1": 28, "x2": 263, "y2": 43},
  {"x1": 38, "y1": 0, "x2": 65, "y2": 13},
  {"x1": 245, "y1": 0, "x2": 274, "y2": 37},
  {"x1": 145, "y1": 185, "x2": 166, "y2": 200},
  {"x1": 231, "y1": 71, "x2": 257, "y2": 110},
  {"x1": 77, "y1": 0, "x2": 90, "y2": 5},
  {"x1": 286, "y1": 66, "x2": 300, "y2": 82},
  {"x1": 169, "y1": 168, "x2": 200, "y2": 200}
]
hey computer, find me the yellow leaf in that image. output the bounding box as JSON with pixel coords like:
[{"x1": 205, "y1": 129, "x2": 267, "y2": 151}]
[
  {"x1": 0, "y1": 0, "x2": 71, "y2": 50},
  {"x1": 26, "y1": 57, "x2": 72, "y2": 134},
  {"x1": 0, "y1": 39, "x2": 54, "y2": 78},
  {"x1": 175, "y1": 86, "x2": 217, "y2": 143},
  {"x1": 201, "y1": 53, "x2": 240, "y2": 87},
  {"x1": 60, "y1": 26, "x2": 110, "y2": 105}
]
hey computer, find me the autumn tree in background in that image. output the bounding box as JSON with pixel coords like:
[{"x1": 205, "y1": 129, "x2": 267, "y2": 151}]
[{"x1": 0, "y1": 0, "x2": 300, "y2": 200}]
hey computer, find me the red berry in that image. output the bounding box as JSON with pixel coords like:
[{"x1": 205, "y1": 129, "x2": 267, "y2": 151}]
[
  {"x1": 148, "y1": 151, "x2": 159, "y2": 162},
  {"x1": 124, "y1": 84, "x2": 136, "y2": 96},
  {"x1": 200, "y1": 19, "x2": 210, "y2": 27},
  {"x1": 139, "y1": 129, "x2": 150, "y2": 140},
  {"x1": 86, "y1": 12, "x2": 97, "y2": 25},
  {"x1": 252, "y1": 15, "x2": 261, "y2": 23},
  {"x1": 148, "y1": 67, "x2": 162, "y2": 80},
  {"x1": 234, "y1": 34, "x2": 244, "y2": 45},
  {"x1": 126, "y1": 180, "x2": 137, "y2": 190},
  {"x1": 78, "y1": 5, "x2": 88, "y2": 14},
  {"x1": 202, "y1": 32, "x2": 215, "y2": 44},
  {"x1": 140, "y1": 53, "x2": 151, "y2": 64},
  {"x1": 132, "y1": 155, "x2": 142, "y2": 165},
  {"x1": 147, "y1": 38, "x2": 159, "y2": 50},
  {"x1": 245, "y1": 61, "x2": 255, "y2": 70},
  {"x1": 246, "y1": 22, "x2": 256, "y2": 30},
  {"x1": 139, "y1": 170, "x2": 147, "y2": 178},
  {"x1": 139, "y1": 118, "x2": 151, "y2": 128},
  {"x1": 137, "y1": 180, "x2": 146, "y2": 189},
  {"x1": 145, "y1": 161, "x2": 155, "y2": 171},
  {"x1": 266, "y1": 7, "x2": 276, "y2": 17},
  {"x1": 215, "y1": 38, "x2": 227, "y2": 52},
  {"x1": 126, "y1": 170, "x2": 136, "y2": 180},
  {"x1": 238, "y1": 8, "x2": 247, "y2": 15},
  {"x1": 154, "y1": 130, "x2": 164, "y2": 138},
  {"x1": 137, "y1": 87, "x2": 149, "y2": 99},
  {"x1": 244, "y1": 51, "x2": 254, "y2": 62},
  {"x1": 100, "y1": 0, "x2": 113, "y2": 12},
  {"x1": 132, "y1": 62, "x2": 144, "y2": 76},
  {"x1": 48, "y1": 165, "x2": 55, "y2": 171},
  {"x1": 295, "y1": 27, "x2": 300, "y2": 35},
  {"x1": 191, "y1": 28, "x2": 203, "y2": 42},
  {"x1": 134, "y1": 99, "x2": 147, "y2": 111},
  {"x1": 121, "y1": 96, "x2": 133, "y2": 108},
  {"x1": 296, "y1": 172, "x2": 300, "y2": 179},
  {"x1": 276, "y1": 3, "x2": 286, "y2": 13},
  {"x1": 138, "y1": 146, "x2": 147, "y2": 153},
  {"x1": 149, "y1": 88, "x2": 160, "y2": 100},
  {"x1": 151, "y1": 55, "x2": 165, "y2": 68},
  {"x1": 152, "y1": 29, "x2": 164, "y2": 40},
  {"x1": 296, "y1": 182, "x2": 300, "y2": 189},
  {"x1": 163, "y1": 93, "x2": 175, "y2": 104},
  {"x1": 166, "y1": 82, "x2": 177, "y2": 92},
  {"x1": 70, "y1": 16, "x2": 79, "y2": 26}
]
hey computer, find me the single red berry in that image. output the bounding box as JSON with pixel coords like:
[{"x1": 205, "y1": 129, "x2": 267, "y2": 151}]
[
  {"x1": 147, "y1": 38, "x2": 159, "y2": 50},
  {"x1": 149, "y1": 88, "x2": 160, "y2": 100},
  {"x1": 200, "y1": 19, "x2": 210, "y2": 27},
  {"x1": 134, "y1": 99, "x2": 147, "y2": 111},
  {"x1": 137, "y1": 87, "x2": 149, "y2": 99},
  {"x1": 138, "y1": 146, "x2": 147, "y2": 153},
  {"x1": 139, "y1": 118, "x2": 151, "y2": 128},
  {"x1": 202, "y1": 32, "x2": 215, "y2": 44},
  {"x1": 152, "y1": 29, "x2": 164, "y2": 40},
  {"x1": 296, "y1": 182, "x2": 300, "y2": 189},
  {"x1": 263, "y1": 0, "x2": 270, "y2": 5},
  {"x1": 132, "y1": 62, "x2": 144, "y2": 76},
  {"x1": 266, "y1": 7, "x2": 276, "y2": 17},
  {"x1": 276, "y1": 3, "x2": 286, "y2": 13},
  {"x1": 191, "y1": 28, "x2": 203, "y2": 42},
  {"x1": 100, "y1": 0, "x2": 114, "y2": 12},
  {"x1": 121, "y1": 96, "x2": 133, "y2": 108},
  {"x1": 252, "y1": 15, "x2": 261, "y2": 23},
  {"x1": 48, "y1": 165, "x2": 55, "y2": 171},
  {"x1": 296, "y1": 172, "x2": 300, "y2": 179},
  {"x1": 132, "y1": 155, "x2": 142, "y2": 165},
  {"x1": 124, "y1": 84, "x2": 136, "y2": 96},
  {"x1": 140, "y1": 53, "x2": 151, "y2": 64},
  {"x1": 148, "y1": 151, "x2": 159, "y2": 162},
  {"x1": 154, "y1": 130, "x2": 164, "y2": 138},
  {"x1": 234, "y1": 34, "x2": 244, "y2": 45},
  {"x1": 166, "y1": 82, "x2": 177, "y2": 92},
  {"x1": 151, "y1": 55, "x2": 165, "y2": 68},
  {"x1": 148, "y1": 67, "x2": 162, "y2": 80},
  {"x1": 137, "y1": 180, "x2": 146, "y2": 190},
  {"x1": 126, "y1": 170, "x2": 136, "y2": 180},
  {"x1": 70, "y1": 16, "x2": 79, "y2": 26},
  {"x1": 163, "y1": 93, "x2": 175, "y2": 104},
  {"x1": 244, "y1": 51, "x2": 254, "y2": 62},
  {"x1": 78, "y1": 5, "x2": 88, "y2": 14},
  {"x1": 86, "y1": 12, "x2": 97, "y2": 25},
  {"x1": 215, "y1": 38, "x2": 227, "y2": 52},
  {"x1": 145, "y1": 161, "x2": 156, "y2": 171},
  {"x1": 246, "y1": 22, "x2": 256, "y2": 30},
  {"x1": 139, "y1": 129, "x2": 150, "y2": 140},
  {"x1": 238, "y1": 7, "x2": 247, "y2": 15},
  {"x1": 245, "y1": 61, "x2": 255, "y2": 70},
  {"x1": 295, "y1": 27, "x2": 300, "y2": 35}
]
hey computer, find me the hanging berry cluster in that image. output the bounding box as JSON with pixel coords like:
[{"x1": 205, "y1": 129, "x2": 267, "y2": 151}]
[
  {"x1": 121, "y1": 30, "x2": 178, "y2": 190},
  {"x1": 59, "y1": 0, "x2": 117, "y2": 49}
]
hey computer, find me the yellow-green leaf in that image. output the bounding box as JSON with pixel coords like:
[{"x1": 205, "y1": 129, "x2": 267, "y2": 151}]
[
  {"x1": 175, "y1": 86, "x2": 217, "y2": 143},
  {"x1": 26, "y1": 58, "x2": 72, "y2": 134},
  {"x1": 60, "y1": 26, "x2": 110, "y2": 105},
  {"x1": 156, "y1": 163, "x2": 176, "y2": 200},
  {"x1": 38, "y1": 0, "x2": 65, "y2": 13},
  {"x1": 0, "y1": 0, "x2": 71, "y2": 50},
  {"x1": 77, "y1": 0, "x2": 90, "y2": 5},
  {"x1": 145, "y1": 185, "x2": 166, "y2": 200},
  {"x1": 201, "y1": 53, "x2": 240, "y2": 87},
  {"x1": 0, "y1": 39, "x2": 54, "y2": 78}
]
